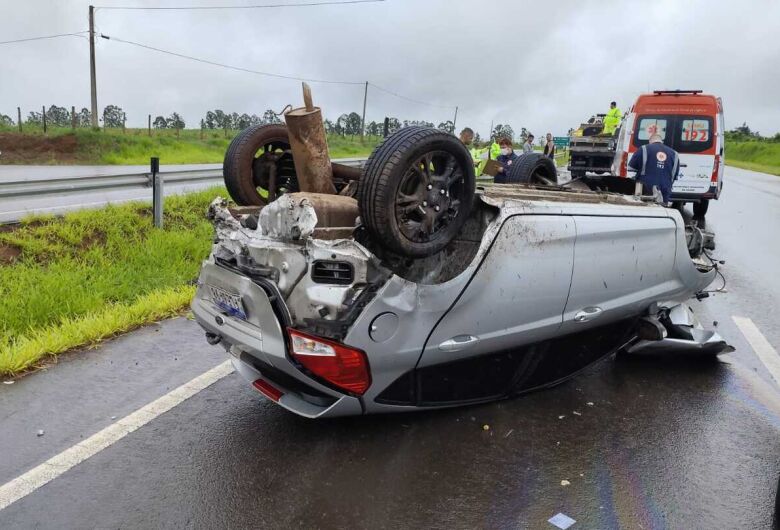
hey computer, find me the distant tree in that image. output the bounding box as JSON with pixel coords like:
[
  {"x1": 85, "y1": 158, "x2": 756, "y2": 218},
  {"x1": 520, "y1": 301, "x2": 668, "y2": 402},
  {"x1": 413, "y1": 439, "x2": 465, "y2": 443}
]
[
  {"x1": 519, "y1": 127, "x2": 528, "y2": 141},
  {"x1": 229, "y1": 112, "x2": 240, "y2": 130},
  {"x1": 167, "y1": 112, "x2": 185, "y2": 130},
  {"x1": 345, "y1": 112, "x2": 362, "y2": 137},
  {"x1": 323, "y1": 119, "x2": 334, "y2": 134},
  {"x1": 0, "y1": 114, "x2": 14, "y2": 126},
  {"x1": 102, "y1": 105, "x2": 124, "y2": 128},
  {"x1": 152, "y1": 116, "x2": 168, "y2": 129},
  {"x1": 236, "y1": 113, "x2": 252, "y2": 130},
  {"x1": 335, "y1": 114, "x2": 348, "y2": 136},
  {"x1": 26, "y1": 111, "x2": 42, "y2": 125},
  {"x1": 386, "y1": 117, "x2": 401, "y2": 135},
  {"x1": 365, "y1": 120, "x2": 380, "y2": 137},
  {"x1": 78, "y1": 108, "x2": 91, "y2": 127},
  {"x1": 262, "y1": 109, "x2": 281, "y2": 124},
  {"x1": 437, "y1": 120, "x2": 454, "y2": 134},
  {"x1": 204, "y1": 111, "x2": 217, "y2": 129},
  {"x1": 212, "y1": 110, "x2": 228, "y2": 129},
  {"x1": 250, "y1": 114, "x2": 262, "y2": 126},
  {"x1": 474, "y1": 131, "x2": 482, "y2": 144},
  {"x1": 46, "y1": 105, "x2": 70, "y2": 127},
  {"x1": 492, "y1": 124, "x2": 514, "y2": 141}
]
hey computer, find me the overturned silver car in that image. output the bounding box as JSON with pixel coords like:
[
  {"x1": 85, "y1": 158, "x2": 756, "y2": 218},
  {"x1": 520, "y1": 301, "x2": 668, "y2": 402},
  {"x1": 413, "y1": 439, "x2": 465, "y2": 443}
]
[{"x1": 192, "y1": 119, "x2": 730, "y2": 418}]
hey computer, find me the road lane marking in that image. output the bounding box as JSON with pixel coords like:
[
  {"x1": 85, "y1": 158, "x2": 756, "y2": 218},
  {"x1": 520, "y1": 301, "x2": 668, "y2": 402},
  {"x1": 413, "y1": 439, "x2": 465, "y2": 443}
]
[
  {"x1": 0, "y1": 360, "x2": 234, "y2": 512},
  {"x1": 733, "y1": 316, "x2": 780, "y2": 385}
]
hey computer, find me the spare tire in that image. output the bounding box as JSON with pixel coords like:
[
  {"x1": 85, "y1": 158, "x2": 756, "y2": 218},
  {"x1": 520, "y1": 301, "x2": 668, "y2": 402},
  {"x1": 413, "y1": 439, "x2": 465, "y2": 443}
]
[
  {"x1": 223, "y1": 124, "x2": 298, "y2": 206},
  {"x1": 358, "y1": 126, "x2": 475, "y2": 258},
  {"x1": 507, "y1": 153, "x2": 558, "y2": 186}
]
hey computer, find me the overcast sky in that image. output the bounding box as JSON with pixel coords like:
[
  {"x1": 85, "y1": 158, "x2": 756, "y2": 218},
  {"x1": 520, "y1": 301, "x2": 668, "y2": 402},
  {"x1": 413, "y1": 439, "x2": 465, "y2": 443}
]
[{"x1": 2, "y1": 0, "x2": 778, "y2": 137}]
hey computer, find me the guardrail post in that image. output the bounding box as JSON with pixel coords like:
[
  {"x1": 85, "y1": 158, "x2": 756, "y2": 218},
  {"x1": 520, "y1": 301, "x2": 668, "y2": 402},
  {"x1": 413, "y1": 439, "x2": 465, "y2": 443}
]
[{"x1": 151, "y1": 157, "x2": 163, "y2": 228}]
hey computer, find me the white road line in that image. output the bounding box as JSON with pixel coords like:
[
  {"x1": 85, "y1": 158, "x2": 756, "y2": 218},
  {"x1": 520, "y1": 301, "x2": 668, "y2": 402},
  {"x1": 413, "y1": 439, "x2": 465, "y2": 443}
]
[
  {"x1": 0, "y1": 360, "x2": 234, "y2": 512},
  {"x1": 733, "y1": 316, "x2": 780, "y2": 385}
]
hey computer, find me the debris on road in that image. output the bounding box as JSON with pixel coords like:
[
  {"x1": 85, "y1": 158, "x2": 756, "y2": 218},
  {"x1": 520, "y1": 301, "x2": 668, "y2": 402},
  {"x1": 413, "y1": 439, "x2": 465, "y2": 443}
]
[
  {"x1": 573, "y1": 411, "x2": 582, "y2": 416},
  {"x1": 558, "y1": 415, "x2": 565, "y2": 419},
  {"x1": 36, "y1": 429, "x2": 44, "y2": 437},
  {"x1": 548, "y1": 512, "x2": 576, "y2": 529},
  {"x1": 504, "y1": 429, "x2": 514, "y2": 438},
  {"x1": 560, "y1": 479, "x2": 571, "y2": 486},
  {"x1": 3, "y1": 380, "x2": 14, "y2": 385},
  {"x1": 482, "y1": 424, "x2": 490, "y2": 431},
  {"x1": 586, "y1": 402, "x2": 594, "y2": 406}
]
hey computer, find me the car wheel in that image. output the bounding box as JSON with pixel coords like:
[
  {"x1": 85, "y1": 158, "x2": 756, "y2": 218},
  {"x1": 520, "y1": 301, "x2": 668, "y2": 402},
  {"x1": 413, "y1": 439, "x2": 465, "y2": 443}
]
[
  {"x1": 223, "y1": 124, "x2": 298, "y2": 206},
  {"x1": 357, "y1": 126, "x2": 476, "y2": 258},
  {"x1": 693, "y1": 199, "x2": 709, "y2": 219},
  {"x1": 507, "y1": 153, "x2": 558, "y2": 185}
]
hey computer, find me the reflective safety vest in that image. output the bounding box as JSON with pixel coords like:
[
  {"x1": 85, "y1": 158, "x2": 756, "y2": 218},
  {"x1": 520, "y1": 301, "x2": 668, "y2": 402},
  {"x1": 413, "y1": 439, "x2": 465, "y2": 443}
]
[{"x1": 603, "y1": 107, "x2": 622, "y2": 135}]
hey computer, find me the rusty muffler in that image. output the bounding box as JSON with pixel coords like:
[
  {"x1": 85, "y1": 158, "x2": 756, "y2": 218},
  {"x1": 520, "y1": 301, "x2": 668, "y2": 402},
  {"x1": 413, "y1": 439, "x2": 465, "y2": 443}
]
[{"x1": 283, "y1": 83, "x2": 337, "y2": 195}]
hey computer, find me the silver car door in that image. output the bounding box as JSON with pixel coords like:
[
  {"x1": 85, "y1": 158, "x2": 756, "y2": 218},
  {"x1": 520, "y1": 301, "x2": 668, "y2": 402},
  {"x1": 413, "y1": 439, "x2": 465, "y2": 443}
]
[
  {"x1": 559, "y1": 215, "x2": 678, "y2": 336},
  {"x1": 418, "y1": 214, "x2": 576, "y2": 368}
]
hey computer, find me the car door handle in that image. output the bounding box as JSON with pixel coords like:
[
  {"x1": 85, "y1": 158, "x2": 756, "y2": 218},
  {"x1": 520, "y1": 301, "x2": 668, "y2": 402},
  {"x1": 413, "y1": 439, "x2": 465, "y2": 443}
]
[
  {"x1": 574, "y1": 306, "x2": 603, "y2": 322},
  {"x1": 439, "y1": 335, "x2": 480, "y2": 352}
]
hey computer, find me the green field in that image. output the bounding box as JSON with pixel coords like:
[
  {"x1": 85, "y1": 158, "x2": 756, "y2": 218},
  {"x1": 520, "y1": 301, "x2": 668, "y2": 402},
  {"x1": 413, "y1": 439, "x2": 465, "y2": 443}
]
[
  {"x1": 725, "y1": 141, "x2": 780, "y2": 176},
  {"x1": 0, "y1": 126, "x2": 381, "y2": 165},
  {"x1": 0, "y1": 188, "x2": 225, "y2": 376}
]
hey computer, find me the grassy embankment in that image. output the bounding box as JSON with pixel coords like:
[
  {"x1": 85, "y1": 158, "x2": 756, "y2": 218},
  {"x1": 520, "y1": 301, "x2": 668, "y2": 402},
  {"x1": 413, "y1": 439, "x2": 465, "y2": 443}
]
[
  {"x1": 725, "y1": 141, "x2": 780, "y2": 176},
  {"x1": 0, "y1": 126, "x2": 381, "y2": 165},
  {"x1": 0, "y1": 188, "x2": 224, "y2": 376}
]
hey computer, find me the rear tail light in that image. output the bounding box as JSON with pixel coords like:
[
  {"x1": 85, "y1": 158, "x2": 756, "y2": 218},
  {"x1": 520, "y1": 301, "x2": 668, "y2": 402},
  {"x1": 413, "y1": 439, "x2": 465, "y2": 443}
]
[
  {"x1": 287, "y1": 328, "x2": 371, "y2": 395},
  {"x1": 252, "y1": 379, "x2": 283, "y2": 402},
  {"x1": 619, "y1": 152, "x2": 628, "y2": 177},
  {"x1": 711, "y1": 154, "x2": 721, "y2": 184}
]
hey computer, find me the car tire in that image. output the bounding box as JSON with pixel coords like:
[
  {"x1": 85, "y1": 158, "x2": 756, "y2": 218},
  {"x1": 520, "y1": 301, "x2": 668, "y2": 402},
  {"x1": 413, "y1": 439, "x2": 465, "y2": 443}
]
[
  {"x1": 223, "y1": 124, "x2": 298, "y2": 206},
  {"x1": 357, "y1": 126, "x2": 475, "y2": 258},
  {"x1": 693, "y1": 199, "x2": 709, "y2": 219},
  {"x1": 507, "y1": 153, "x2": 558, "y2": 185}
]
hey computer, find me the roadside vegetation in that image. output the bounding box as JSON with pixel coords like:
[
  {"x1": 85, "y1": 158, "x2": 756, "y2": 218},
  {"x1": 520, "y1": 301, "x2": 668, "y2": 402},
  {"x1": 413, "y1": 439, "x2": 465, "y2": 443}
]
[
  {"x1": 724, "y1": 125, "x2": 780, "y2": 176},
  {"x1": 0, "y1": 126, "x2": 381, "y2": 165},
  {"x1": 0, "y1": 188, "x2": 225, "y2": 376}
]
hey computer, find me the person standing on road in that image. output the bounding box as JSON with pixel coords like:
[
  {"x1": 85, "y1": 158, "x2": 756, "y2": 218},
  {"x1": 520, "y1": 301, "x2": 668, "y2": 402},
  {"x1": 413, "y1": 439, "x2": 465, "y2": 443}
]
[
  {"x1": 603, "y1": 101, "x2": 622, "y2": 135},
  {"x1": 522, "y1": 134, "x2": 535, "y2": 154},
  {"x1": 494, "y1": 137, "x2": 519, "y2": 183},
  {"x1": 628, "y1": 133, "x2": 680, "y2": 204},
  {"x1": 543, "y1": 133, "x2": 556, "y2": 159}
]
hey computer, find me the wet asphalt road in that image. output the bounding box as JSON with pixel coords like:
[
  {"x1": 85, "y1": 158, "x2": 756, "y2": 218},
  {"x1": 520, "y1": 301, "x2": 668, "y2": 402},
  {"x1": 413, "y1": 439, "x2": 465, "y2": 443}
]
[{"x1": 1, "y1": 165, "x2": 779, "y2": 529}]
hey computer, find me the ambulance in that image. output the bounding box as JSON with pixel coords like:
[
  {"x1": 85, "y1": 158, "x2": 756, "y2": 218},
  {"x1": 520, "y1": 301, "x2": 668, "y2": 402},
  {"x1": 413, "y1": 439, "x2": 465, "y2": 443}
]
[{"x1": 612, "y1": 90, "x2": 725, "y2": 217}]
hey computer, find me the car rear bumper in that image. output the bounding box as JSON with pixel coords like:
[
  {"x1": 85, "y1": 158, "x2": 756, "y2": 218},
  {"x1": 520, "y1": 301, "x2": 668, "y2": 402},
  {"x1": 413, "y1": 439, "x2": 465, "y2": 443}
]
[
  {"x1": 670, "y1": 185, "x2": 719, "y2": 202},
  {"x1": 192, "y1": 261, "x2": 363, "y2": 418}
]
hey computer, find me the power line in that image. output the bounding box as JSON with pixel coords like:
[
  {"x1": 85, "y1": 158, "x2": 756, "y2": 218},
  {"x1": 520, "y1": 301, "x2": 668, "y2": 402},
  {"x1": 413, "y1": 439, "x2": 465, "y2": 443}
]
[
  {"x1": 368, "y1": 82, "x2": 455, "y2": 110},
  {"x1": 101, "y1": 34, "x2": 364, "y2": 85},
  {"x1": 96, "y1": 0, "x2": 384, "y2": 10},
  {"x1": 0, "y1": 31, "x2": 89, "y2": 46},
  {"x1": 101, "y1": 34, "x2": 458, "y2": 110}
]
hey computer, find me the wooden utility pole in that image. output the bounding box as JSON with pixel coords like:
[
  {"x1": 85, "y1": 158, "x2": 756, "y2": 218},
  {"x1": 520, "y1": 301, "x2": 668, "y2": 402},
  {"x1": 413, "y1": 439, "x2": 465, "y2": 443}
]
[
  {"x1": 88, "y1": 5, "x2": 98, "y2": 128},
  {"x1": 71, "y1": 106, "x2": 76, "y2": 129},
  {"x1": 148, "y1": 114, "x2": 151, "y2": 136},
  {"x1": 360, "y1": 81, "x2": 368, "y2": 142},
  {"x1": 453, "y1": 106, "x2": 458, "y2": 133},
  {"x1": 42, "y1": 106, "x2": 47, "y2": 133},
  {"x1": 17, "y1": 107, "x2": 22, "y2": 132}
]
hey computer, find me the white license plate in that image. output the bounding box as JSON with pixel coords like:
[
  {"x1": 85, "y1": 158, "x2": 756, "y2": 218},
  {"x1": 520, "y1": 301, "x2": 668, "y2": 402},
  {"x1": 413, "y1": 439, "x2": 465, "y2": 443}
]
[{"x1": 207, "y1": 285, "x2": 247, "y2": 320}]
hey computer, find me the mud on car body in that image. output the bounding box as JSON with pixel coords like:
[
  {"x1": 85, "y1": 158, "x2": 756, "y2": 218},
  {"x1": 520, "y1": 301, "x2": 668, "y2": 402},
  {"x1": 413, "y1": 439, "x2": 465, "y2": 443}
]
[{"x1": 192, "y1": 126, "x2": 731, "y2": 418}]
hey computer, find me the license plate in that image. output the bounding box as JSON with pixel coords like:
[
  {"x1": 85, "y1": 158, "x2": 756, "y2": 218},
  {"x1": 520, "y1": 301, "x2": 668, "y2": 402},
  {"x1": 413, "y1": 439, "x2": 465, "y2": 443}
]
[{"x1": 207, "y1": 285, "x2": 247, "y2": 320}]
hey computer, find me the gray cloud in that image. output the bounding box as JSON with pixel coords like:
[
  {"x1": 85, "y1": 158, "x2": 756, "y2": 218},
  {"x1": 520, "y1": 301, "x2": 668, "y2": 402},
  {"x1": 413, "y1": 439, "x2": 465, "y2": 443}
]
[{"x1": 1, "y1": 0, "x2": 778, "y2": 137}]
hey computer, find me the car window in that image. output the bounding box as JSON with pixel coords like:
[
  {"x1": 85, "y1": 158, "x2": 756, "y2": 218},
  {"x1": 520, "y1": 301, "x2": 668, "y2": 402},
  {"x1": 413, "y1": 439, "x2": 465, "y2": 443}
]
[
  {"x1": 637, "y1": 117, "x2": 668, "y2": 141},
  {"x1": 677, "y1": 117, "x2": 714, "y2": 153}
]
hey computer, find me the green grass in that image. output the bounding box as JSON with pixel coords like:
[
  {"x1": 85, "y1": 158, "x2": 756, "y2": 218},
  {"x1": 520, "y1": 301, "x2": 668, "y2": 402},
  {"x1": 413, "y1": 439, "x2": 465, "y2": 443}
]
[
  {"x1": 726, "y1": 141, "x2": 780, "y2": 176},
  {"x1": 0, "y1": 125, "x2": 380, "y2": 165},
  {"x1": 0, "y1": 188, "x2": 224, "y2": 375}
]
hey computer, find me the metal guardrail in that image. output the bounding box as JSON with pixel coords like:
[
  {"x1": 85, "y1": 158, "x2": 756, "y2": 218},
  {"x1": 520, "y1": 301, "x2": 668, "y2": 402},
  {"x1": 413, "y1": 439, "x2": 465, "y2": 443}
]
[{"x1": 0, "y1": 158, "x2": 367, "y2": 200}]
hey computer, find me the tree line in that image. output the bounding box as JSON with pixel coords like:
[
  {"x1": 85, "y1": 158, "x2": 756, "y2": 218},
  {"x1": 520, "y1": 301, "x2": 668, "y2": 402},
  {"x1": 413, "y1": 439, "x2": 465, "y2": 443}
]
[{"x1": 0, "y1": 105, "x2": 532, "y2": 142}]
